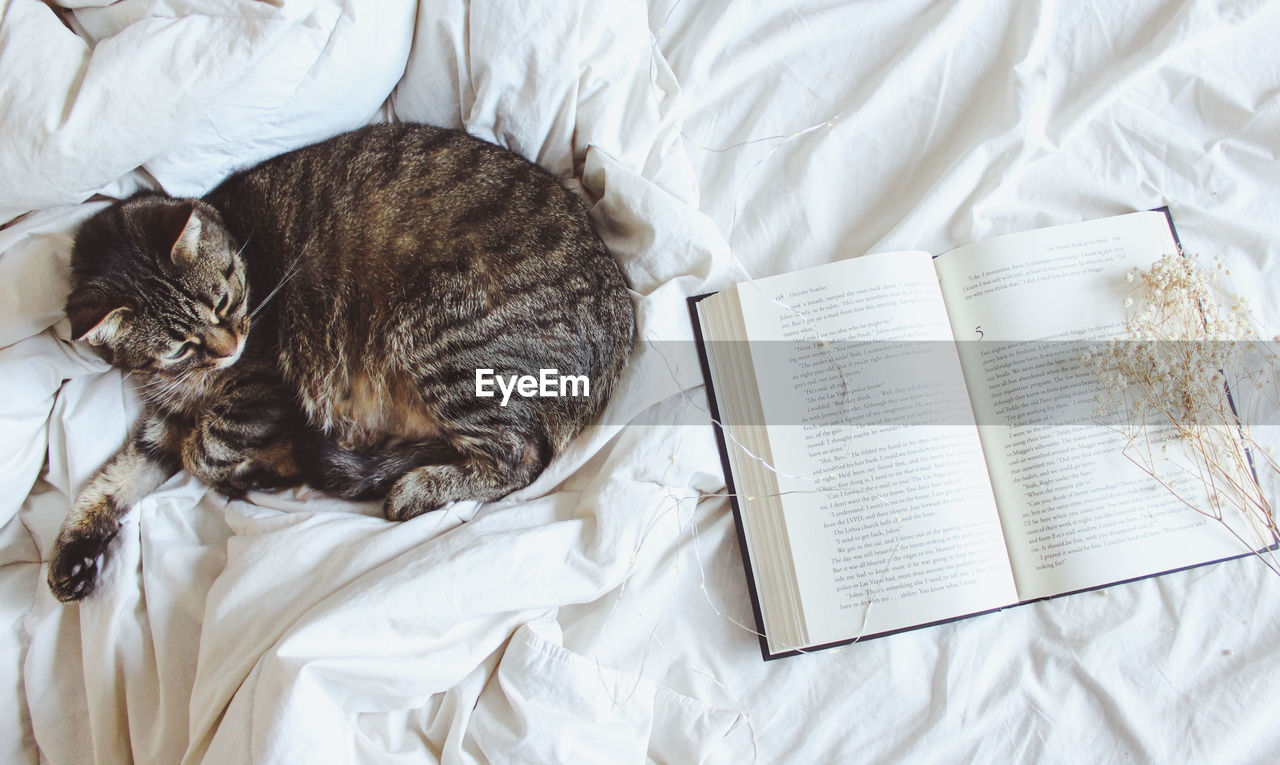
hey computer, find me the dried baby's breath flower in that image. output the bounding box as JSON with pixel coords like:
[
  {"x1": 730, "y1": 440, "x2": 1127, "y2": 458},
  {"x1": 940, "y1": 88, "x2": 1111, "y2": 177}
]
[{"x1": 1086, "y1": 253, "x2": 1280, "y2": 574}]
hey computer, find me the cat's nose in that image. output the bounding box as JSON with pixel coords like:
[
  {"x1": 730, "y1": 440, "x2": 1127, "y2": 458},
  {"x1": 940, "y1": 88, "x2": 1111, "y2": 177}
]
[{"x1": 205, "y1": 328, "x2": 240, "y2": 361}]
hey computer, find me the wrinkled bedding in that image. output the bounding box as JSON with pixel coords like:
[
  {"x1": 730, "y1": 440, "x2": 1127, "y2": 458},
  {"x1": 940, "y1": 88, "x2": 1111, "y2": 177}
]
[{"x1": 3, "y1": 1, "x2": 1280, "y2": 762}]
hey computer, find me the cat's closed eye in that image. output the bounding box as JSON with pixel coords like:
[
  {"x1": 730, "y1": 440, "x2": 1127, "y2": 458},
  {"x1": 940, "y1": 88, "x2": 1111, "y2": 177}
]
[{"x1": 166, "y1": 341, "x2": 195, "y2": 361}]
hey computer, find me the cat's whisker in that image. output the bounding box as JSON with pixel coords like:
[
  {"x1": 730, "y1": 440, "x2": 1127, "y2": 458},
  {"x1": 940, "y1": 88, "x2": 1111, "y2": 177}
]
[
  {"x1": 136, "y1": 369, "x2": 185, "y2": 389},
  {"x1": 138, "y1": 378, "x2": 181, "y2": 403},
  {"x1": 250, "y1": 267, "x2": 298, "y2": 321},
  {"x1": 249, "y1": 257, "x2": 304, "y2": 321},
  {"x1": 234, "y1": 229, "x2": 254, "y2": 260},
  {"x1": 136, "y1": 369, "x2": 198, "y2": 405}
]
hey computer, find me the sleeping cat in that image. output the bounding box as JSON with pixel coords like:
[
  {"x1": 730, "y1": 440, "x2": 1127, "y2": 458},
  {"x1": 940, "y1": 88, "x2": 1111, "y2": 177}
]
[{"x1": 48, "y1": 123, "x2": 635, "y2": 602}]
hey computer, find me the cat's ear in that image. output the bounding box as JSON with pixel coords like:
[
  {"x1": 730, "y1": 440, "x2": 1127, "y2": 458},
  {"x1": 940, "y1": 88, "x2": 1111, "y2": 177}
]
[
  {"x1": 68, "y1": 300, "x2": 132, "y2": 346},
  {"x1": 154, "y1": 201, "x2": 202, "y2": 267}
]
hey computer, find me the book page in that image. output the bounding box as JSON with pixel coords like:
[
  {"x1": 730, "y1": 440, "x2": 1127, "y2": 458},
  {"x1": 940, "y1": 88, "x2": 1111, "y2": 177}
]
[
  {"x1": 734, "y1": 251, "x2": 1018, "y2": 649},
  {"x1": 934, "y1": 212, "x2": 1258, "y2": 601},
  {"x1": 696, "y1": 292, "x2": 808, "y2": 648}
]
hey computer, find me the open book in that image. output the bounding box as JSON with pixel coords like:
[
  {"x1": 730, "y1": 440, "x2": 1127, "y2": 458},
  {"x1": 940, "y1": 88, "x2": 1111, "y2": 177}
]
[{"x1": 692, "y1": 210, "x2": 1275, "y2": 659}]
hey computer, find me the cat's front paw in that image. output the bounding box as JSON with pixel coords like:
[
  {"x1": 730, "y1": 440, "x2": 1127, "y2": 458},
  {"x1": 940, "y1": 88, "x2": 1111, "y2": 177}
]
[{"x1": 47, "y1": 523, "x2": 119, "y2": 602}]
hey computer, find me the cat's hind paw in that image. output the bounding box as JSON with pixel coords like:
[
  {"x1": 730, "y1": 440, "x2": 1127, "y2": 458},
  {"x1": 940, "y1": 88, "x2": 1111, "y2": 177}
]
[
  {"x1": 384, "y1": 469, "x2": 448, "y2": 521},
  {"x1": 221, "y1": 457, "x2": 303, "y2": 498},
  {"x1": 47, "y1": 525, "x2": 118, "y2": 602}
]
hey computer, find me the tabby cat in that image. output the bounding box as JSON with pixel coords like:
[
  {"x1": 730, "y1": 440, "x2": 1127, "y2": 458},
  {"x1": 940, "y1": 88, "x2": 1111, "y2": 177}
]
[{"x1": 48, "y1": 123, "x2": 635, "y2": 602}]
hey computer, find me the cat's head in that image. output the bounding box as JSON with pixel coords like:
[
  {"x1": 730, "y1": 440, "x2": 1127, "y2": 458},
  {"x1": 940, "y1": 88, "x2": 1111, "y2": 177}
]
[{"x1": 66, "y1": 193, "x2": 250, "y2": 375}]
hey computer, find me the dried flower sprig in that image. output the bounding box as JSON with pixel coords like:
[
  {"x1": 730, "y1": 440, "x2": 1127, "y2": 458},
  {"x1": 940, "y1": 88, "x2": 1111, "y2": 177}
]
[{"x1": 1085, "y1": 253, "x2": 1280, "y2": 574}]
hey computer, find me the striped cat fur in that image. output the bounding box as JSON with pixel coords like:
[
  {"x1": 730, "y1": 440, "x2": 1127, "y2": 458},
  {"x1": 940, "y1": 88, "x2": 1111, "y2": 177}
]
[{"x1": 49, "y1": 124, "x2": 635, "y2": 601}]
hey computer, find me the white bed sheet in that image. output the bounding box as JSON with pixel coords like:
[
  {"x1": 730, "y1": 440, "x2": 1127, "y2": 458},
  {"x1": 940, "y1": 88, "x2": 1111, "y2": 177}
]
[{"x1": 3, "y1": 0, "x2": 1280, "y2": 762}]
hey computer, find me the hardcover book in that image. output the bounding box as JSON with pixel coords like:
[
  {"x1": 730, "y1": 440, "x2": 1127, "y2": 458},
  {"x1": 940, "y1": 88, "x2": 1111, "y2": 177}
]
[{"x1": 691, "y1": 210, "x2": 1275, "y2": 660}]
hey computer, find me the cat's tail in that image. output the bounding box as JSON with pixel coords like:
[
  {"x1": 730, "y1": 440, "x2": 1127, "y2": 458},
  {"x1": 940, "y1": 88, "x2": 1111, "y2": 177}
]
[{"x1": 295, "y1": 432, "x2": 459, "y2": 501}]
